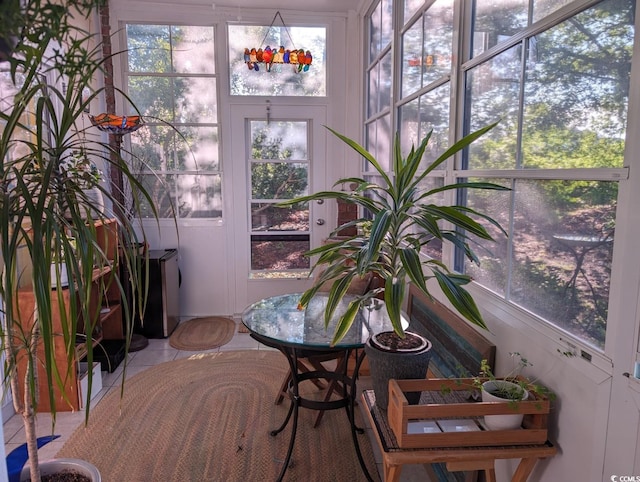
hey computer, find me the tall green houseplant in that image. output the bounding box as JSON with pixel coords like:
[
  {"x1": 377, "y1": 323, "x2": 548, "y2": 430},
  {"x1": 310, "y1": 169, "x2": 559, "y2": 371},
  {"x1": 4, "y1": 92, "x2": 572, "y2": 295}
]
[
  {"x1": 1, "y1": 1, "x2": 159, "y2": 480},
  {"x1": 281, "y1": 124, "x2": 508, "y2": 345}
]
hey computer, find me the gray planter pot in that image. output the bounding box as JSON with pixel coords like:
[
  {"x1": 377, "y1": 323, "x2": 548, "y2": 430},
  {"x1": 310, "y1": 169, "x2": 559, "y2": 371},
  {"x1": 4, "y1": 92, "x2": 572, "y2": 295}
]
[
  {"x1": 364, "y1": 331, "x2": 432, "y2": 411},
  {"x1": 20, "y1": 458, "x2": 101, "y2": 482}
]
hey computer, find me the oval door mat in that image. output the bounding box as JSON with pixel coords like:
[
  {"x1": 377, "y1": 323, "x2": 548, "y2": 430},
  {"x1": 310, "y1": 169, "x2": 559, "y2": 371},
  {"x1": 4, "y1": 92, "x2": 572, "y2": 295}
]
[{"x1": 169, "y1": 316, "x2": 236, "y2": 350}]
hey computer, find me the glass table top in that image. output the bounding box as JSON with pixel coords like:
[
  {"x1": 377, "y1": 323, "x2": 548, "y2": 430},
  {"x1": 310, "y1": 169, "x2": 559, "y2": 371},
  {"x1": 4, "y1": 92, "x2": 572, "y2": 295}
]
[{"x1": 241, "y1": 292, "x2": 404, "y2": 349}]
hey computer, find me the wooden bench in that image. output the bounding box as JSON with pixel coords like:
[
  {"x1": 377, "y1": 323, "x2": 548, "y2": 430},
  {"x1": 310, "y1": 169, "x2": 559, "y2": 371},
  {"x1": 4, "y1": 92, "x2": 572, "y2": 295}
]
[{"x1": 406, "y1": 285, "x2": 496, "y2": 379}]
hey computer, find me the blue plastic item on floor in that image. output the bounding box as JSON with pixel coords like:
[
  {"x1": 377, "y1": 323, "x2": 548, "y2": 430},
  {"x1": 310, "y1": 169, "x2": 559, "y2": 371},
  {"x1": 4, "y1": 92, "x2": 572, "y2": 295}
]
[{"x1": 6, "y1": 435, "x2": 60, "y2": 482}]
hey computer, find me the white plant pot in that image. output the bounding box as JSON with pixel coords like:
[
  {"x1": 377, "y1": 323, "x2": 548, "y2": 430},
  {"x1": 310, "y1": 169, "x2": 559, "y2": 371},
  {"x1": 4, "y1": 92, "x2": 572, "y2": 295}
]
[
  {"x1": 20, "y1": 458, "x2": 101, "y2": 481},
  {"x1": 80, "y1": 186, "x2": 105, "y2": 219},
  {"x1": 481, "y1": 380, "x2": 529, "y2": 430},
  {"x1": 50, "y1": 262, "x2": 69, "y2": 289}
]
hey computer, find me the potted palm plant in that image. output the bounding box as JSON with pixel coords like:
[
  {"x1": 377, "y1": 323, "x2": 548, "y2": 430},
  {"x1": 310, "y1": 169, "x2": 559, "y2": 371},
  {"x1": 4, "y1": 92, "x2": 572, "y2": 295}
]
[
  {"x1": 279, "y1": 124, "x2": 508, "y2": 410},
  {"x1": 1, "y1": 1, "x2": 159, "y2": 480}
]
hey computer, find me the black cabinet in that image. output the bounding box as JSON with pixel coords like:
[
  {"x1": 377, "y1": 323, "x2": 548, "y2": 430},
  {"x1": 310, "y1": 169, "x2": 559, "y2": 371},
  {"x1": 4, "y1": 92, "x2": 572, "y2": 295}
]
[{"x1": 136, "y1": 249, "x2": 180, "y2": 338}]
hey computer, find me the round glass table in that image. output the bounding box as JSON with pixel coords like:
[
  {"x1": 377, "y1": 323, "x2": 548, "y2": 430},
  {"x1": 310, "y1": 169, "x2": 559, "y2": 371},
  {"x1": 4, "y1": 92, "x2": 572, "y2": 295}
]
[{"x1": 242, "y1": 292, "x2": 402, "y2": 482}]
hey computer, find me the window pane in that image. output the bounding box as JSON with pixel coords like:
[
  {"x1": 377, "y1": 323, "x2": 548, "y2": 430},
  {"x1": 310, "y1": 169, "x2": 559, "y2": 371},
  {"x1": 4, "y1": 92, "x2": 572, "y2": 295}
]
[
  {"x1": 365, "y1": 115, "x2": 391, "y2": 172},
  {"x1": 472, "y1": 0, "x2": 528, "y2": 58},
  {"x1": 522, "y1": 0, "x2": 634, "y2": 169},
  {"x1": 404, "y1": 0, "x2": 423, "y2": 24},
  {"x1": 465, "y1": 45, "x2": 521, "y2": 169},
  {"x1": 463, "y1": 178, "x2": 512, "y2": 295},
  {"x1": 466, "y1": 178, "x2": 616, "y2": 349},
  {"x1": 127, "y1": 25, "x2": 171, "y2": 73},
  {"x1": 251, "y1": 235, "x2": 310, "y2": 270},
  {"x1": 532, "y1": 0, "x2": 573, "y2": 23},
  {"x1": 369, "y1": 0, "x2": 382, "y2": 62},
  {"x1": 379, "y1": 52, "x2": 392, "y2": 112},
  {"x1": 401, "y1": 20, "x2": 423, "y2": 97},
  {"x1": 171, "y1": 26, "x2": 215, "y2": 74},
  {"x1": 251, "y1": 203, "x2": 309, "y2": 231},
  {"x1": 422, "y1": 0, "x2": 454, "y2": 86},
  {"x1": 137, "y1": 174, "x2": 176, "y2": 218},
  {"x1": 176, "y1": 174, "x2": 222, "y2": 218},
  {"x1": 370, "y1": 0, "x2": 393, "y2": 61},
  {"x1": 128, "y1": 76, "x2": 173, "y2": 118},
  {"x1": 174, "y1": 77, "x2": 217, "y2": 123},
  {"x1": 368, "y1": 53, "x2": 392, "y2": 116},
  {"x1": 228, "y1": 26, "x2": 326, "y2": 96},
  {"x1": 128, "y1": 77, "x2": 217, "y2": 121},
  {"x1": 399, "y1": 83, "x2": 450, "y2": 167},
  {"x1": 417, "y1": 176, "x2": 445, "y2": 259},
  {"x1": 131, "y1": 125, "x2": 175, "y2": 171},
  {"x1": 176, "y1": 126, "x2": 219, "y2": 171},
  {"x1": 251, "y1": 163, "x2": 308, "y2": 199},
  {"x1": 250, "y1": 121, "x2": 307, "y2": 160}
]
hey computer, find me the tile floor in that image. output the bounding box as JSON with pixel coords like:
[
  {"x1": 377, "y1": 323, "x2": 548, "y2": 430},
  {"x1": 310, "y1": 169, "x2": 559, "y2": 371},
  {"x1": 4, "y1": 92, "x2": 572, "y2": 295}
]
[{"x1": 3, "y1": 321, "x2": 432, "y2": 481}]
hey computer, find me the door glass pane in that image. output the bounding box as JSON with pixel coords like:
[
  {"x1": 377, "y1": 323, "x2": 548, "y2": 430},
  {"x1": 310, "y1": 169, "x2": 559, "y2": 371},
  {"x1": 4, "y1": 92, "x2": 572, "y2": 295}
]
[
  {"x1": 251, "y1": 120, "x2": 307, "y2": 160},
  {"x1": 251, "y1": 235, "x2": 310, "y2": 271},
  {"x1": 251, "y1": 203, "x2": 309, "y2": 231},
  {"x1": 250, "y1": 163, "x2": 308, "y2": 199}
]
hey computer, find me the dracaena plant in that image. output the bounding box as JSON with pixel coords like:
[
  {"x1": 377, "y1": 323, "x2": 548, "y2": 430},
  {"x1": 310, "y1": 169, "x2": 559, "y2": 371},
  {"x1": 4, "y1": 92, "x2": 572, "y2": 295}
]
[
  {"x1": 0, "y1": 1, "x2": 161, "y2": 480},
  {"x1": 279, "y1": 124, "x2": 508, "y2": 345}
]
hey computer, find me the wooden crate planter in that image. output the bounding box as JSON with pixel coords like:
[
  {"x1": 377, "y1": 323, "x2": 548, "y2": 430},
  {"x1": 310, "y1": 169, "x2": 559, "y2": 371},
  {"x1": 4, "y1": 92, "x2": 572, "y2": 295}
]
[{"x1": 387, "y1": 377, "x2": 550, "y2": 449}]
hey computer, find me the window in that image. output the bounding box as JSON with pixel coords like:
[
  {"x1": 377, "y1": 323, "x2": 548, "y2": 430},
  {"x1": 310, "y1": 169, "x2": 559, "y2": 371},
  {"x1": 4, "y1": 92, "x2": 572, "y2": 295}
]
[
  {"x1": 125, "y1": 24, "x2": 221, "y2": 219},
  {"x1": 365, "y1": 0, "x2": 394, "y2": 181},
  {"x1": 364, "y1": 0, "x2": 634, "y2": 350},
  {"x1": 228, "y1": 25, "x2": 326, "y2": 96},
  {"x1": 461, "y1": 0, "x2": 632, "y2": 349}
]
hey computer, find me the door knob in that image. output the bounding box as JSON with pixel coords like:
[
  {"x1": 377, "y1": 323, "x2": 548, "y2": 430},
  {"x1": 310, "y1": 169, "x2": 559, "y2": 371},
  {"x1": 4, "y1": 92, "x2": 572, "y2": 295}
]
[
  {"x1": 316, "y1": 199, "x2": 324, "y2": 205},
  {"x1": 316, "y1": 219, "x2": 325, "y2": 225}
]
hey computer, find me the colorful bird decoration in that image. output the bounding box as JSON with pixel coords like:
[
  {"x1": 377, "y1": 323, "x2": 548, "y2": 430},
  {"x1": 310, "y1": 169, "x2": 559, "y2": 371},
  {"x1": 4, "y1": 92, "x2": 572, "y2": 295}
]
[{"x1": 243, "y1": 45, "x2": 312, "y2": 73}]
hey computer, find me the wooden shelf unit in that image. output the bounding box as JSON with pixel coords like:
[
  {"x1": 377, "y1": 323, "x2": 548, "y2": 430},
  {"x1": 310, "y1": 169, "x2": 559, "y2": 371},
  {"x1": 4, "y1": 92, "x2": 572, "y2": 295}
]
[{"x1": 15, "y1": 218, "x2": 124, "y2": 412}]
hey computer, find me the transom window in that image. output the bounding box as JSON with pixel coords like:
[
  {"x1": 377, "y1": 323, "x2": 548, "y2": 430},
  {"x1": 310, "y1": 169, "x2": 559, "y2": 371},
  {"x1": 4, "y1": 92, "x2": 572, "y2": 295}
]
[{"x1": 228, "y1": 25, "x2": 326, "y2": 97}]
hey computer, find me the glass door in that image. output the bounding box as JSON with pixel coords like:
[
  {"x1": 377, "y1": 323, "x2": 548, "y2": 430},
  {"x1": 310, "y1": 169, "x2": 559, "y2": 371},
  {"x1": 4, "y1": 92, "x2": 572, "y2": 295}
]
[{"x1": 228, "y1": 104, "x2": 328, "y2": 313}]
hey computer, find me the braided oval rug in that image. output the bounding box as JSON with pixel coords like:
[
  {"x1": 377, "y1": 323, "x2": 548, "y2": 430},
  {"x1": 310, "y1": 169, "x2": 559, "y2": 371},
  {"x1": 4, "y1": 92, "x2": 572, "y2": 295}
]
[
  {"x1": 56, "y1": 350, "x2": 380, "y2": 481},
  {"x1": 168, "y1": 316, "x2": 236, "y2": 351}
]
